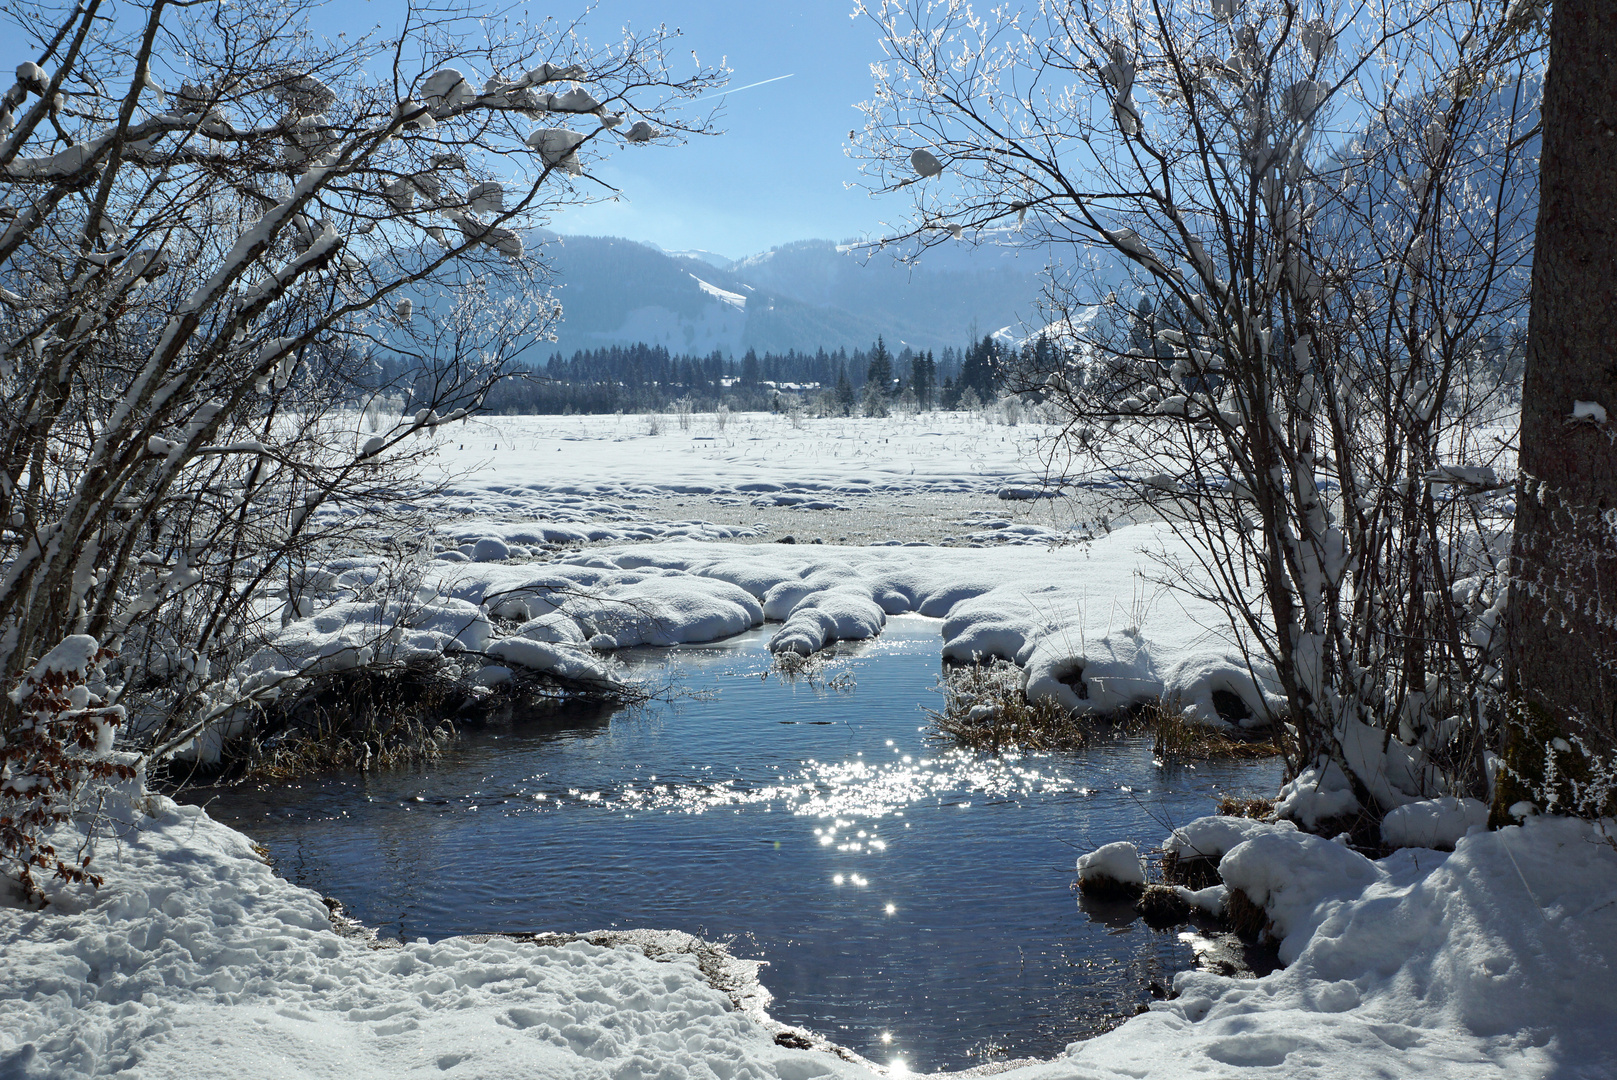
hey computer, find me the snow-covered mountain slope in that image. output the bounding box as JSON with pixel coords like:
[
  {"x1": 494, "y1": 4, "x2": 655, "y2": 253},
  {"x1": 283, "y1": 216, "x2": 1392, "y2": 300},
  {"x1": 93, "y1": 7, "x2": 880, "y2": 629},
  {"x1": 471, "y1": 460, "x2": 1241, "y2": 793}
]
[{"x1": 538, "y1": 233, "x2": 1052, "y2": 356}]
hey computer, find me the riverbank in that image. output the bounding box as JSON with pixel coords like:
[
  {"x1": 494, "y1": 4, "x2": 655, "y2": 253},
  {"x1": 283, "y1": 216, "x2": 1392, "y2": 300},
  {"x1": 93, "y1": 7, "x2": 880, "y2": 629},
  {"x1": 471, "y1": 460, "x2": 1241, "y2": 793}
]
[{"x1": 5, "y1": 758, "x2": 1613, "y2": 1078}]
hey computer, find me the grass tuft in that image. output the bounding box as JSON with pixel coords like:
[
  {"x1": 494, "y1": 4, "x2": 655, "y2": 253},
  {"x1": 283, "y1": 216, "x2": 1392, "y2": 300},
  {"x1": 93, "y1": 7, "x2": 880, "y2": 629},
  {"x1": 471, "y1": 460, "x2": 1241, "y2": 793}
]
[
  {"x1": 1135, "y1": 883, "x2": 1194, "y2": 928},
  {"x1": 927, "y1": 659, "x2": 1090, "y2": 752},
  {"x1": 1142, "y1": 701, "x2": 1281, "y2": 761},
  {"x1": 1216, "y1": 793, "x2": 1276, "y2": 819},
  {"x1": 1224, "y1": 887, "x2": 1272, "y2": 942}
]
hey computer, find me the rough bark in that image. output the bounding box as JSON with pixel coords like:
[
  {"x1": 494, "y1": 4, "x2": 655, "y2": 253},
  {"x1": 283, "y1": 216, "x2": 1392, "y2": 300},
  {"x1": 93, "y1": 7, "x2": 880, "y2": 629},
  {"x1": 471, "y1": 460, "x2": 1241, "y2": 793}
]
[{"x1": 1507, "y1": 1, "x2": 1617, "y2": 757}]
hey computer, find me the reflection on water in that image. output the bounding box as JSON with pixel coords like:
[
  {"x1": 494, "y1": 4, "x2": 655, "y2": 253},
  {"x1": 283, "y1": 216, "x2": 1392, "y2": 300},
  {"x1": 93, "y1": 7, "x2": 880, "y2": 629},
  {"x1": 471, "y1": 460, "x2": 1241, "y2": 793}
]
[{"x1": 190, "y1": 616, "x2": 1281, "y2": 1073}]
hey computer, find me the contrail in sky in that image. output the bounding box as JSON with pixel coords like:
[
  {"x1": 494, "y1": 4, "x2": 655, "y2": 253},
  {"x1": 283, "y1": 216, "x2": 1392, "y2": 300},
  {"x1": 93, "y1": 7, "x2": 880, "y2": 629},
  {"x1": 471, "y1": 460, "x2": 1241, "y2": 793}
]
[{"x1": 689, "y1": 73, "x2": 795, "y2": 104}]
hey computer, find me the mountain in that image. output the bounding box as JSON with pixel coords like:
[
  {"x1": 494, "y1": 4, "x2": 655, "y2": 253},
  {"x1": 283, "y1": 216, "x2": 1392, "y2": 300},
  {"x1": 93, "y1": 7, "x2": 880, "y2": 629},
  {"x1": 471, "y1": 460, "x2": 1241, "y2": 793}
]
[{"x1": 538, "y1": 233, "x2": 1052, "y2": 357}]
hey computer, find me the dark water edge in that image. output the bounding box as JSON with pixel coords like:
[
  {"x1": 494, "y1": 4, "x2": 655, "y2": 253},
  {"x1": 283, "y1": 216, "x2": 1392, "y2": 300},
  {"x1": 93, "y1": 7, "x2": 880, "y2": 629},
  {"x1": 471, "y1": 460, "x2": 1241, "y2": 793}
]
[{"x1": 185, "y1": 618, "x2": 1282, "y2": 1072}]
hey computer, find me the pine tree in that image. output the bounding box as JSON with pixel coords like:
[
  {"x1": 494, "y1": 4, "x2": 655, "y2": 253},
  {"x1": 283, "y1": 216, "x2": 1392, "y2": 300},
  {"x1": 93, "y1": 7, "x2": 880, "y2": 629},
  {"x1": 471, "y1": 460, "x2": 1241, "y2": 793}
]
[
  {"x1": 910, "y1": 352, "x2": 936, "y2": 410},
  {"x1": 866, "y1": 337, "x2": 894, "y2": 395},
  {"x1": 958, "y1": 335, "x2": 1000, "y2": 400},
  {"x1": 834, "y1": 363, "x2": 856, "y2": 415}
]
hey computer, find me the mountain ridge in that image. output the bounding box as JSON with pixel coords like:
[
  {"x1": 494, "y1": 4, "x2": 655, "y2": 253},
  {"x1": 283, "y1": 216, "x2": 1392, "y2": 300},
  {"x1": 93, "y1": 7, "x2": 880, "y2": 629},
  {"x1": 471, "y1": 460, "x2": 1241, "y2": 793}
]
[{"x1": 538, "y1": 232, "x2": 1050, "y2": 357}]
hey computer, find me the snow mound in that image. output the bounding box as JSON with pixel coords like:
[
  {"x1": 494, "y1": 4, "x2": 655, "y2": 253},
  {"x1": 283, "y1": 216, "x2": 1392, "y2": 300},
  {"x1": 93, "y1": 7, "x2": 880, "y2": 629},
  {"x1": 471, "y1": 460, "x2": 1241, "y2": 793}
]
[
  {"x1": 1274, "y1": 759, "x2": 1362, "y2": 827},
  {"x1": 1072, "y1": 817, "x2": 1617, "y2": 1079},
  {"x1": 484, "y1": 638, "x2": 615, "y2": 683},
  {"x1": 1163, "y1": 814, "x2": 1297, "y2": 861},
  {"x1": 578, "y1": 572, "x2": 764, "y2": 648},
  {"x1": 470, "y1": 536, "x2": 510, "y2": 562},
  {"x1": 1218, "y1": 830, "x2": 1382, "y2": 960},
  {"x1": 512, "y1": 612, "x2": 587, "y2": 645},
  {"x1": 1380, "y1": 797, "x2": 1489, "y2": 851},
  {"x1": 416, "y1": 528, "x2": 1282, "y2": 725},
  {"x1": 247, "y1": 598, "x2": 492, "y2": 678},
  {"x1": 1158, "y1": 651, "x2": 1285, "y2": 728},
  {"x1": 1076, "y1": 842, "x2": 1146, "y2": 888}
]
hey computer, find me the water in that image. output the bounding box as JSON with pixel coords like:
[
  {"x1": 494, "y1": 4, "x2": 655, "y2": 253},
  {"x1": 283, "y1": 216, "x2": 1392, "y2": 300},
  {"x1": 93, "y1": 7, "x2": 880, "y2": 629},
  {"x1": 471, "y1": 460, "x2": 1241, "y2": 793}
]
[{"x1": 191, "y1": 617, "x2": 1281, "y2": 1072}]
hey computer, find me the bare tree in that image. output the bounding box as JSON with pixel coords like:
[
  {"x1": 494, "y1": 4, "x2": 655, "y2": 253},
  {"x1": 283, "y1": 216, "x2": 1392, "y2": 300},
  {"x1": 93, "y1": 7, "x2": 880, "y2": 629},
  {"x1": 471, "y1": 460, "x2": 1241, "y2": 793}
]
[
  {"x1": 1501, "y1": 0, "x2": 1617, "y2": 819},
  {"x1": 855, "y1": 0, "x2": 1541, "y2": 813},
  {"x1": 0, "y1": 0, "x2": 719, "y2": 890}
]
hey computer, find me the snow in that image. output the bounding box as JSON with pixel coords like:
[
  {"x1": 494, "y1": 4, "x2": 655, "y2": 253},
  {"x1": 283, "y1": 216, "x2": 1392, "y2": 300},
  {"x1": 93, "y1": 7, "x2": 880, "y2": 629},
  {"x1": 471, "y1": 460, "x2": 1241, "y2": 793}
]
[
  {"x1": 257, "y1": 518, "x2": 1283, "y2": 734},
  {"x1": 19, "y1": 634, "x2": 101, "y2": 682},
  {"x1": 470, "y1": 536, "x2": 510, "y2": 562},
  {"x1": 7, "y1": 789, "x2": 1615, "y2": 1078},
  {"x1": 1076, "y1": 841, "x2": 1146, "y2": 887},
  {"x1": 1274, "y1": 760, "x2": 1363, "y2": 828},
  {"x1": 409, "y1": 529, "x2": 1279, "y2": 723},
  {"x1": 413, "y1": 412, "x2": 1070, "y2": 511},
  {"x1": 0, "y1": 782, "x2": 879, "y2": 1080},
  {"x1": 483, "y1": 637, "x2": 615, "y2": 684},
  {"x1": 6, "y1": 400, "x2": 1616, "y2": 1079},
  {"x1": 1218, "y1": 829, "x2": 1382, "y2": 959},
  {"x1": 1381, "y1": 797, "x2": 1490, "y2": 850},
  {"x1": 247, "y1": 598, "x2": 491, "y2": 677},
  {"x1": 692, "y1": 273, "x2": 748, "y2": 310},
  {"x1": 1164, "y1": 815, "x2": 1298, "y2": 861}
]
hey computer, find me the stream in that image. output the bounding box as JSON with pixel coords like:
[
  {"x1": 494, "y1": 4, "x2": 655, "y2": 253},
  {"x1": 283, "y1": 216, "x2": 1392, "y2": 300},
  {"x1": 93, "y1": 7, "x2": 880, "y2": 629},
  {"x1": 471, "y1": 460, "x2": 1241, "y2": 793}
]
[{"x1": 189, "y1": 616, "x2": 1282, "y2": 1073}]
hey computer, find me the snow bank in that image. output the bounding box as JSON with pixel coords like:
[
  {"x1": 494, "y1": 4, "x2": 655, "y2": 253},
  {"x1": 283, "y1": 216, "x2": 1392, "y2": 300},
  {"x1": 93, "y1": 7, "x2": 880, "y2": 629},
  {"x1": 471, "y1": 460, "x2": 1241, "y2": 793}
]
[
  {"x1": 441, "y1": 526, "x2": 1284, "y2": 726},
  {"x1": 246, "y1": 598, "x2": 492, "y2": 679},
  {"x1": 242, "y1": 563, "x2": 764, "y2": 729},
  {"x1": 1218, "y1": 830, "x2": 1382, "y2": 960},
  {"x1": 1044, "y1": 816, "x2": 1617, "y2": 1078},
  {"x1": 250, "y1": 524, "x2": 1286, "y2": 760},
  {"x1": 9, "y1": 793, "x2": 1615, "y2": 1079},
  {"x1": 483, "y1": 638, "x2": 615, "y2": 684},
  {"x1": 1163, "y1": 814, "x2": 1298, "y2": 862},
  {"x1": 0, "y1": 789, "x2": 885, "y2": 1080},
  {"x1": 444, "y1": 563, "x2": 766, "y2": 648}
]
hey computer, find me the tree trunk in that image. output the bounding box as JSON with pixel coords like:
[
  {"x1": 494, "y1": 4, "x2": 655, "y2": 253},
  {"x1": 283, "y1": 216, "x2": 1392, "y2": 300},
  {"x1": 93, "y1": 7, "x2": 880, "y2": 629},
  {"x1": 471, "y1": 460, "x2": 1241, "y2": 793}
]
[{"x1": 1504, "y1": 0, "x2": 1617, "y2": 812}]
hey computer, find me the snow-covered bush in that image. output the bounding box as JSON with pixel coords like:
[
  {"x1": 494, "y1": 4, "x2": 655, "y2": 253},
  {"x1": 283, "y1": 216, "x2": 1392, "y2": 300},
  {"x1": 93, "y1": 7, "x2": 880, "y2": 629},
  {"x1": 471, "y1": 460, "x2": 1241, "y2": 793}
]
[
  {"x1": 0, "y1": 637, "x2": 133, "y2": 902},
  {"x1": 0, "y1": 2, "x2": 719, "y2": 784},
  {"x1": 857, "y1": 0, "x2": 1540, "y2": 812}
]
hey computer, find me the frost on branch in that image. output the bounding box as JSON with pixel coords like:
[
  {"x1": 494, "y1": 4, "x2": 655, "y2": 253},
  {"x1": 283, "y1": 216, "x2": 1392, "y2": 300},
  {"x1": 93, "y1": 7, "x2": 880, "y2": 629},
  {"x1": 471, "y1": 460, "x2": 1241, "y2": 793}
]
[
  {"x1": 855, "y1": 0, "x2": 1535, "y2": 809},
  {"x1": 0, "y1": 1, "x2": 722, "y2": 780}
]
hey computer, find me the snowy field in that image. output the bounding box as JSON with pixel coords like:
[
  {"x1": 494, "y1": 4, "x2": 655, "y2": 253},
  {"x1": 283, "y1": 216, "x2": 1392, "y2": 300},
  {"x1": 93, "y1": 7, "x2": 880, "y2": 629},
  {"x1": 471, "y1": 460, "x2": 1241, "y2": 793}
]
[
  {"x1": 6, "y1": 405, "x2": 1611, "y2": 1080},
  {"x1": 392, "y1": 411, "x2": 1121, "y2": 550},
  {"x1": 421, "y1": 410, "x2": 1075, "y2": 503}
]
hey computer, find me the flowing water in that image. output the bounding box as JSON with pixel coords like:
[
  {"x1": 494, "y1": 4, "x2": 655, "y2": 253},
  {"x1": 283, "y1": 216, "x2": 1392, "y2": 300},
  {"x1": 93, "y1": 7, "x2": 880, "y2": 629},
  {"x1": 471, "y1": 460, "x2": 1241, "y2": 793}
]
[{"x1": 190, "y1": 617, "x2": 1281, "y2": 1072}]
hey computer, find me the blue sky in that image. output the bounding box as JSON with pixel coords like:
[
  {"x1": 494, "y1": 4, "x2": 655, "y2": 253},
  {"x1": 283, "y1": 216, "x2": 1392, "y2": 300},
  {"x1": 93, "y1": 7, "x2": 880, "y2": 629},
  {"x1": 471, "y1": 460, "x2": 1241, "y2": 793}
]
[
  {"x1": 331, "y1": 1, "x2": 898, "y2": 259},
  {"x1": 540, "y1": 1, "x2": 894, "y2": 258},
  {"x1": 4, "y1": 2, "x2": 898, "y2": 258}
]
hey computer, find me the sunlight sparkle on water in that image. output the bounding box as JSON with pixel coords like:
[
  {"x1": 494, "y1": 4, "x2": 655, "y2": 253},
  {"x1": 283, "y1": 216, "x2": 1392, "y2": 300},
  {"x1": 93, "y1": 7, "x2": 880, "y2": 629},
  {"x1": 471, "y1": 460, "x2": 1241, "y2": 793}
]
[{"x1": 589, "y1": 747, "x2": 1082, "y2": 824}]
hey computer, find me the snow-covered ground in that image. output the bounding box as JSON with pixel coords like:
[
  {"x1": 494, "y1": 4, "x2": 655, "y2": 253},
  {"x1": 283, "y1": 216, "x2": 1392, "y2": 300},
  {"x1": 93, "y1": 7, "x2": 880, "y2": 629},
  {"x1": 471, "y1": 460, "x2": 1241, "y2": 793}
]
[
  {"x1": 376, "y1": 411, "x2": 1118, "y2": 550},
  {"x1": 9, "y1": 404, "x2": 1609, "y2": 1080},
  {"x1": 420, "y1": 410, "x2": 1073, "y2": 503}
]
